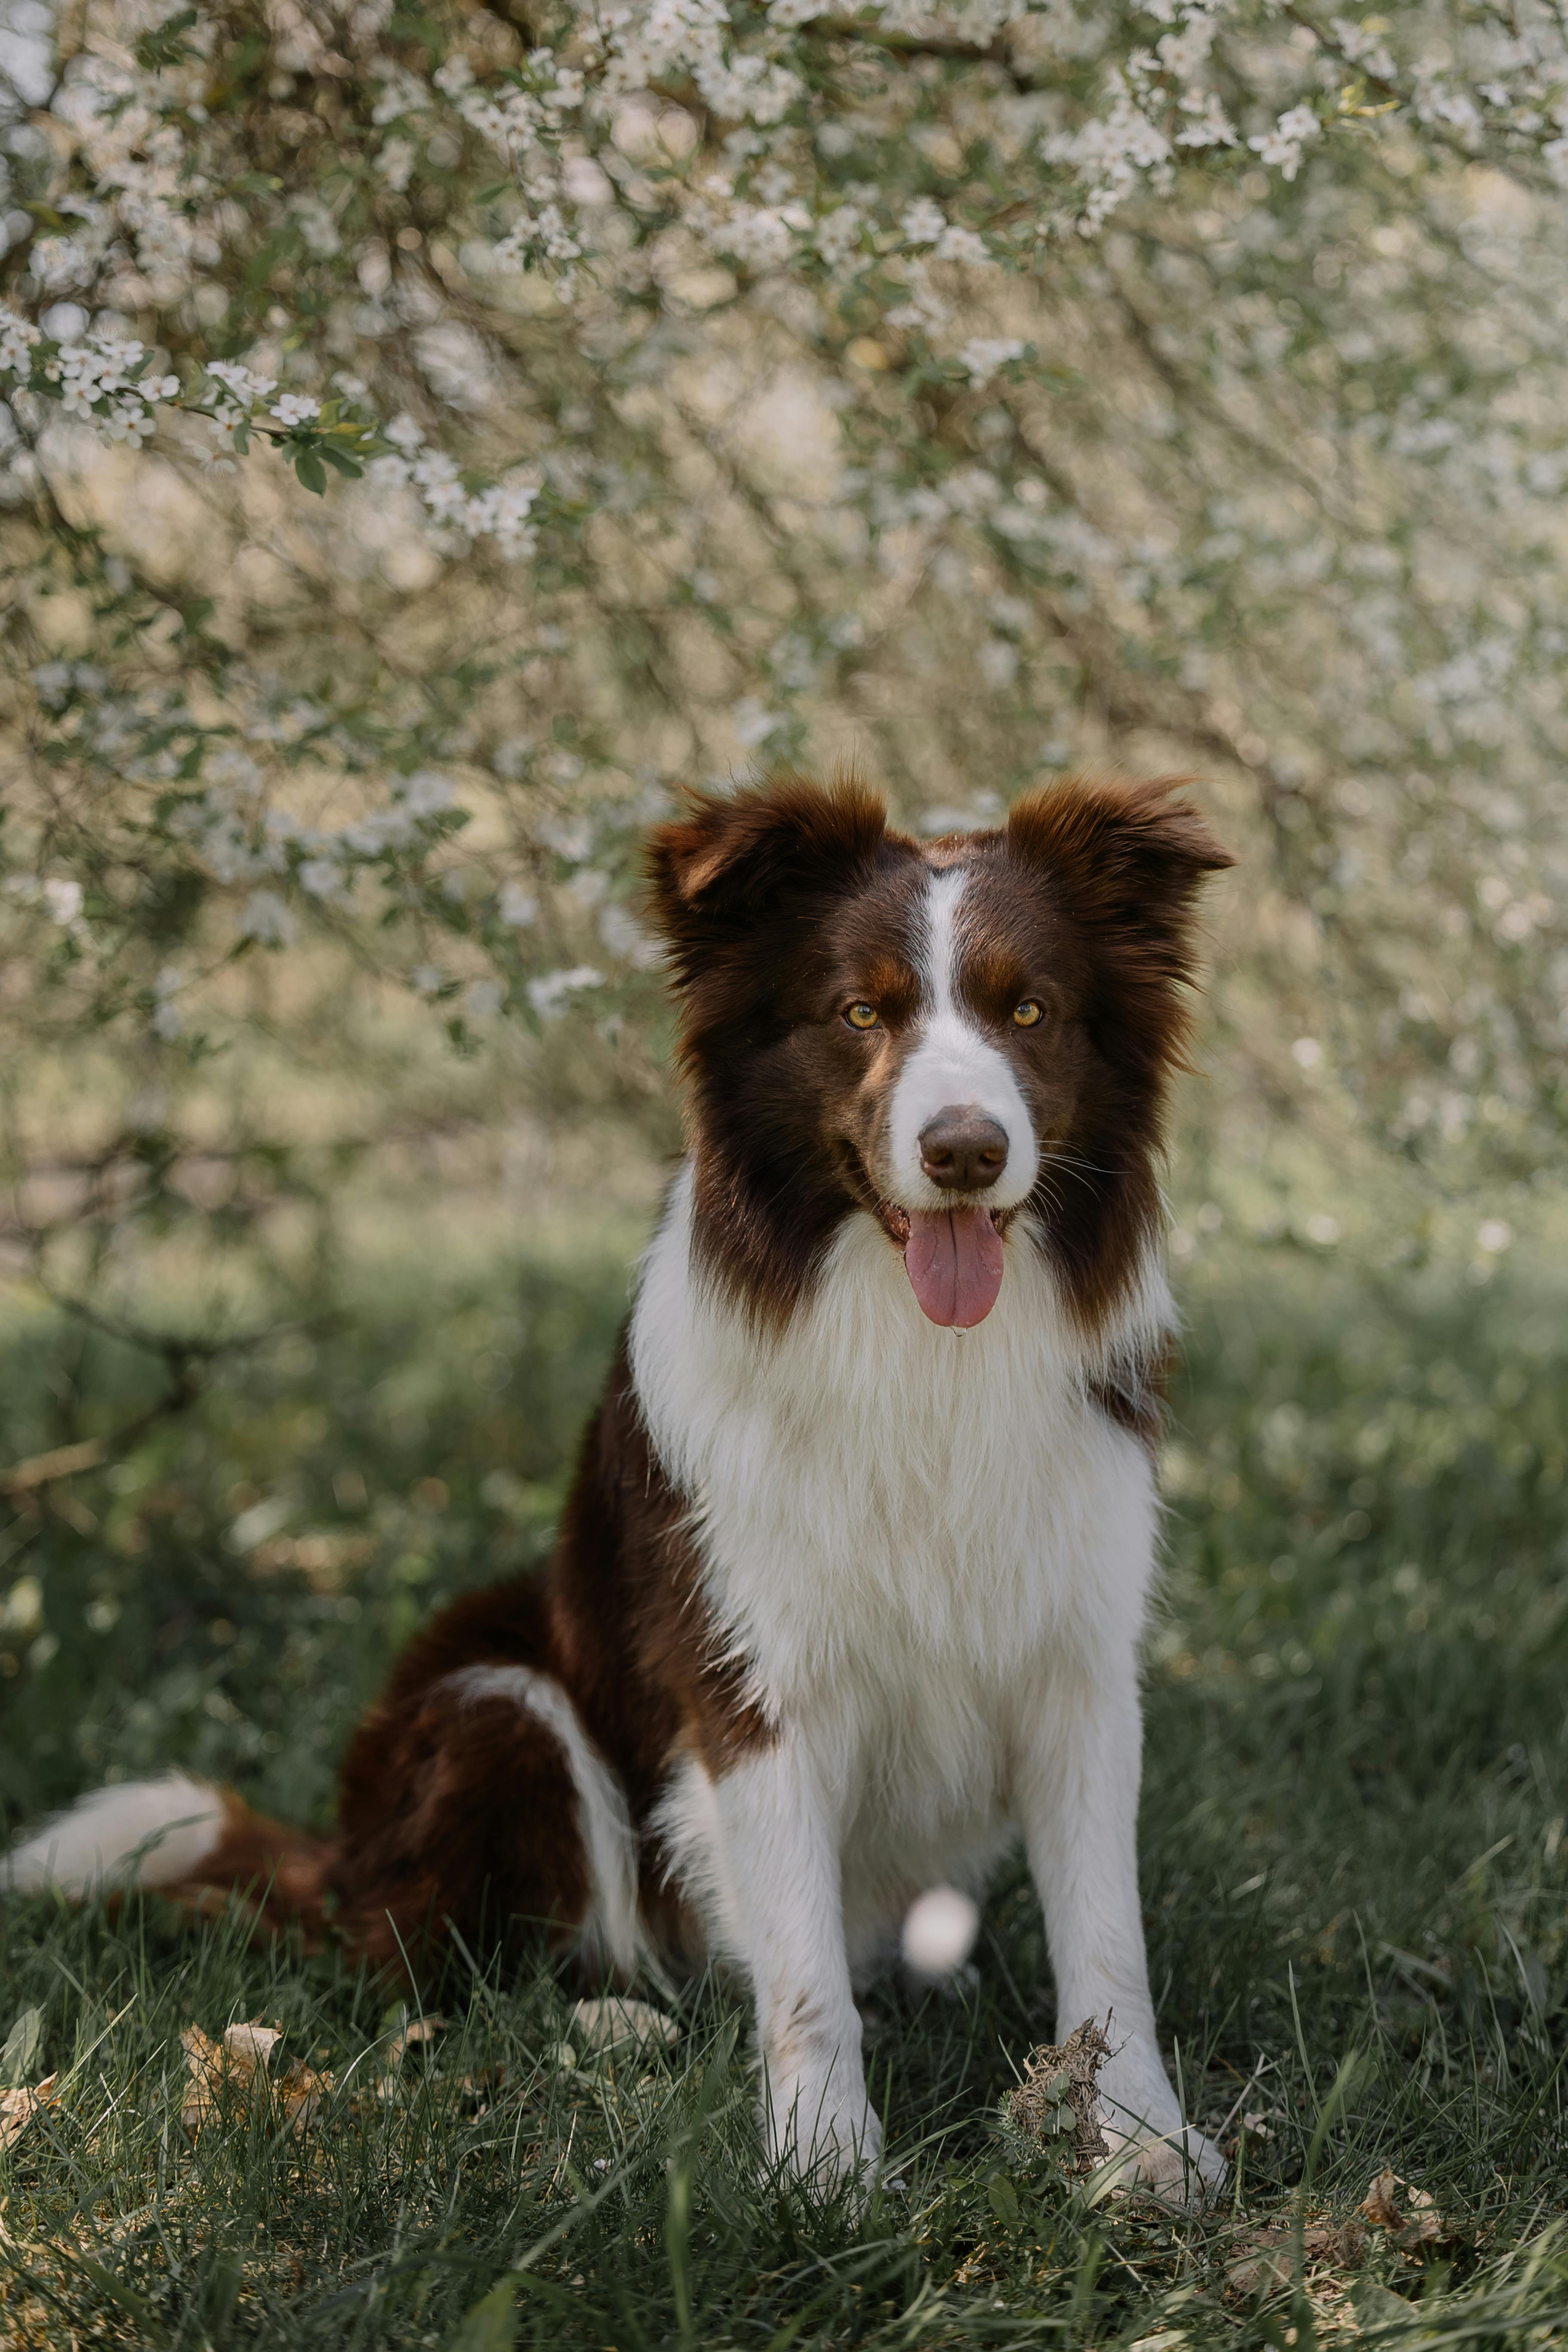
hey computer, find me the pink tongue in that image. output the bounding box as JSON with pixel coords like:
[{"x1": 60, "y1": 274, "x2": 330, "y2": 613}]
[{"x1": 903, "y1": 1208, "x2": 1005, "y2": 1329}]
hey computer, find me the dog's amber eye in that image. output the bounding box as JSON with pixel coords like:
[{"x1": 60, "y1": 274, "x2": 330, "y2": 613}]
[
  {"x1": 844, "y1": 1001, "x2": 879, "y2": 1030},
  {"x1": 1012, "y1": 1000, "x2": 1043, "y2": 1028}
]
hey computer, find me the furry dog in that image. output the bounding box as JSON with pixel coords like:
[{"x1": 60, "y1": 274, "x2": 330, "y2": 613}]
[{"x1": 6, "y1": 770, "x2": 1232, "y2": 2191}]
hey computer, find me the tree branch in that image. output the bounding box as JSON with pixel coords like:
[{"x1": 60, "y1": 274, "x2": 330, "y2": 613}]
[{"x1": 801, "y1": 15, "x2": 1038, "y2": 92}]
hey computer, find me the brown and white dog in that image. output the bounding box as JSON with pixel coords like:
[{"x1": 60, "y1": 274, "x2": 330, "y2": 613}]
[{"x1": 6, "y1": 770, "x2": 1233, "y2": 2193}]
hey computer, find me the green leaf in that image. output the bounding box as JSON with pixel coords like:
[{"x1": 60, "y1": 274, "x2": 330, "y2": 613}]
[
  {"x1": 443, "y1": 2276, "x2": 519, "y2": 2351},
  {"x1": 0, "y1": 2007, "x2": 44, "y2": 2088},
  {"x1": 318, "y1": 443, "x2": 364, "y2": 478},
  {"x1": 134, "y1": 8, "x2": 198, "y2": 69},
  {"x1": 390, "y1": 8, "x2": 443, "y2": 47},
  {"x1": 294, "y1": 447, "x2": 328, "y2": 496},
  {"x1": 986, "y1": 2169, "x2": 1020, "y2": 2226}
]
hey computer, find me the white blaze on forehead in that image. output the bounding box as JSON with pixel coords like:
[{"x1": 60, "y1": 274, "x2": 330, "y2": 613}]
[{"x1": 884, "y1": 865, "x2": 1040, "y2": 1211}]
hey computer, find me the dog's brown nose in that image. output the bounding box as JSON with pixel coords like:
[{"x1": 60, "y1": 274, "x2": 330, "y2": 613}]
[{"x1": 918, "y1": 1107, "x2": 1009, "y2": 1192}]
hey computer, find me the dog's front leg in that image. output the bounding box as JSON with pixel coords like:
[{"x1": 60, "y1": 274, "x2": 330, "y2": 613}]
[
  {"x1": 713, "y1": 1740, "x2": 880, "y2": 2185},
  {"x1": 1015, "y1": 1648, "x2": 1225, "y2": 2200}
]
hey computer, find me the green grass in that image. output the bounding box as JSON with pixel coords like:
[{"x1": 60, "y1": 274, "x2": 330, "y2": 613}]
[{"x1": 3, "y1": 1228, "x2": 1568, "y2": 2348}]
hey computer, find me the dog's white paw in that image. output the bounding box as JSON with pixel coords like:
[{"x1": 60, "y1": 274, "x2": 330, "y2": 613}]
[
  {"x1": 1100, "y1": 2119, "x2": 1227, "y2": 2206},
  {"x1": 1084, "y1": 2039, "x2": 1227, "y2": 2208},
  {"x1": 764, "y1": 2071, "x2": 883, "y2": 2190}
]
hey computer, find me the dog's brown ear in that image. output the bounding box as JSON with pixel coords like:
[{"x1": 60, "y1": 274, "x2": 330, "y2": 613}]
[
  {"x1": 646, "y1": 772, "x2": 888, "y2": 980},
  {"x1": 1007, "y1": 774, "x2": 1233, "y2": 968}
]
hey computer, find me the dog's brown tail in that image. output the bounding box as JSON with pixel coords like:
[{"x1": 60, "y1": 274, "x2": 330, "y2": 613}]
[{"x1": 1, "y1": 1773, "x2": 337, "y2": 1947}]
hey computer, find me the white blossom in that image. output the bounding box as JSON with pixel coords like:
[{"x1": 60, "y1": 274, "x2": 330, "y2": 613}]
[
  {"x1": 599, "y1": 900, "x2": 660, "y2": 967},
  {"x1": 104, "y1": 403, "x2": 154, "y2": 445},
  {"x1": 900, "y1": 199, "x2": 947, "y2": 248},
  {"x1": 958, "y1": 337, "x2": 1025, "y2": 385},
  {"x1": 376, "y1": 137, "x2": 417, "y2": 193},
  {"x1": 934, "y1": 225, "x2": 990, "y2": 265},
  {"x1": 731, "y1": 696, "x2": 785, "y2": 748},
  {"x1": 150, "y1": 963, "x2": 184, "y2": 1041},
  {"x1": 0, "y1": 308, "x2": 40, "y2": 373},
  {"x1": 1, "y1": 0, "x2": 1566, "y2": 1223},
  {"x1": 1249, "y1": 105, "x2": 1323, "y2": 182},
  {"x1": 815, "y1": 203, "x2": 863, "y2": 268},
  {"x1": 526, "y1": 964, "x2": 603, "y2": 1017},
  {"x1": 237, "y1": 889, "x2": 296, "y2": 946},
  {"x1": 395, "y1": 769, "x2": 456, "y2": 818},
  {"x1": 298, "y1": 857, "x2": 345, "y2": 899}
]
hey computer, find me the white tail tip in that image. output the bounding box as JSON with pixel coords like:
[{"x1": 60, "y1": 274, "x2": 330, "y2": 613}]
[{"x1": 3, "y1": 1773, "x2": 224, "y2": 1898}]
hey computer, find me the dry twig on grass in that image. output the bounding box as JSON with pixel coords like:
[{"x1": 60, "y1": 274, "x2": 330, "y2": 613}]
[{"x1": 1001, "y1": 2017, "x2": 1111, "y2": 2175}]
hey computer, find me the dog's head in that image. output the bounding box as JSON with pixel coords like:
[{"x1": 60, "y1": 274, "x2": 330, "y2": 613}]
[{"x1": 646, "y1": 769, "x2": 1232, "y2": 1332}]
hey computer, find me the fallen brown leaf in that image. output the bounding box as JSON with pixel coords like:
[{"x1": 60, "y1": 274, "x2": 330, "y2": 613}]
[
  {"x1": 387, "y1": 2014, "x2": 445, "y2": 2067},
  {"x1": 180, "y1": 2024, "x2": 230, "y2": 2134},
  {"x1": 276, "y1": 2057, "x2": 332, "y2": 2136},
  {"x1": 372, "y1": 2012, "x2": 447, "y2": 2103},
  {"x1": 1223, "y1": 2218, "x2": 1367, "y2": 2301},
  {"x1": 1359, "y1": 2168, "x2": 1448, "y2": 2249},
  {"x1": 1360, "y1": 2167, "x2": 1403, "y2": 2230},
  {"x1": 1220, "y1": 2108, "x2": 1276, "y2": 2159},
  {"x1": 568, "y1": 1997, "x2": 680, "y2": 2052},
  {"x1": 223, "y1": 2022, "x2": 284, "y2": 2069},
  {"x1": 181, "y1": 2020, "x2": 333, "y2": 2138},
  {"x1": 0, "y1": 2073, "x2": 58, "y2": 2152},
  {"x1": 1405, "y1": 2187, "x2": 1443, "y2": 2244}
]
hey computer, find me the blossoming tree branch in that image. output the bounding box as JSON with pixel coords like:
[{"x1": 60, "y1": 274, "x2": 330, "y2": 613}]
[{"x1": 0, "y1": 0, "x2": 1565, "y2": 1239}]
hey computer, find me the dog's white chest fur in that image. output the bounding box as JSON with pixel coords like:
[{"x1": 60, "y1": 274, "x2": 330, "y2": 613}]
[{"x1": 631, "y1": 1169, "x2": 1169, "y2": 1847}]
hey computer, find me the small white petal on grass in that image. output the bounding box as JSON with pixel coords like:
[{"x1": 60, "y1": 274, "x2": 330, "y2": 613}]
[{"x1": 900, "y1": 1885, "x2": 980, "y2": 1978}]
